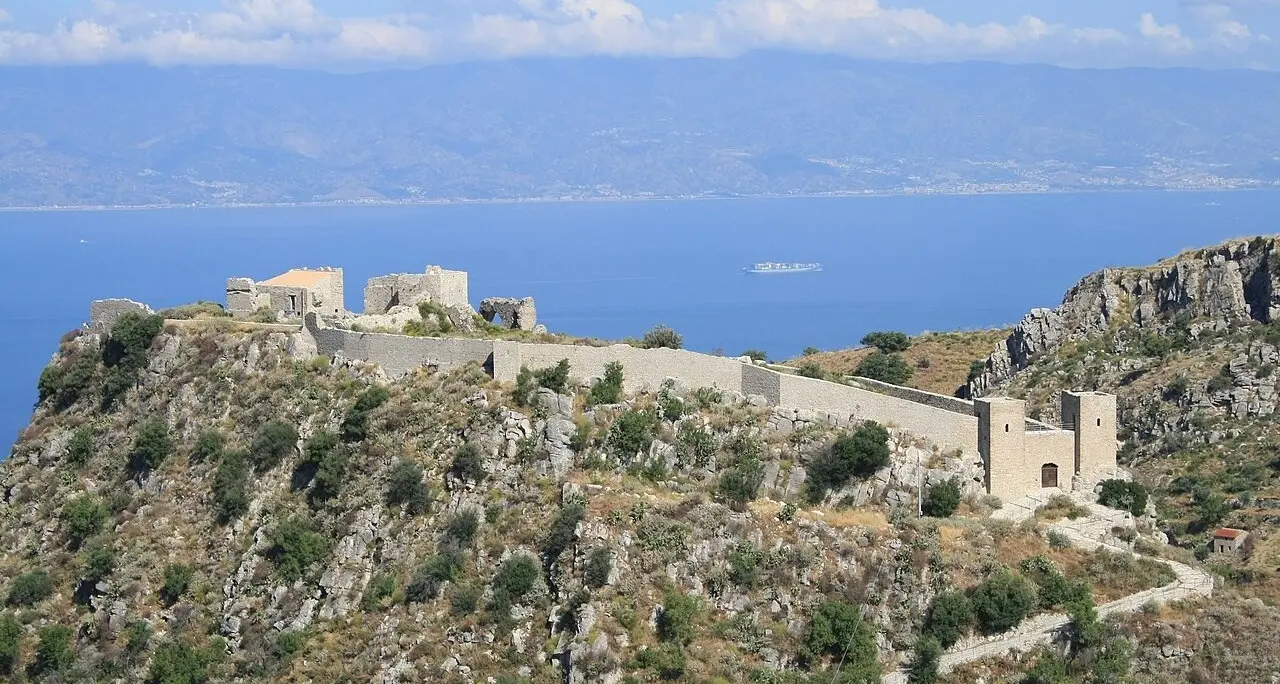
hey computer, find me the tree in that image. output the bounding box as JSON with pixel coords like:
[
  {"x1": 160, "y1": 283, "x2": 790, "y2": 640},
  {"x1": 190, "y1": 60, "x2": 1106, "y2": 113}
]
[
  {"x1": 641, "y1": 325, "x2": 683, "y2": 350},
  {"x1": 249, "y1": 420, "x2": 298, "y2": 472},
  {"x1": 386, "y1": 459, "x2": 431, "y2": 514},
  {"x1": 855, "y1": 351, "x2": 913, "y2": 385},
  {"x1": 800, "y1": 601, "x2": 879, "y2": 681},
  {"x1": 102, "y1": 312, "x2": 164, "y2": 408},
  {"x1": 131, "y1": 420, "x2": 174, "y2": 474},
  {"x1": 657, "y1": 594, "x2": 699, "y2": 645},
  {"x1": 1097, "y1": 479, "x2": 1149, "y2": 517},
  {"x1": 922, "y1": 478, "x2": 962, "y2": 518},
  {"x1": 861, "y1": 331, "x2": 911, "y2": 353},
  {"x1": 7, "y1": 571, "x2": 54, "y2": 606},
  {"x1": 61, "y1": 494, "x2": 108, "y2": 546},
  {"x1": 32, "y1": 625, "x2": 73, "y2": 677},
  {"x1": 971, "y1": 570, "x2": 1037, "y2": 634},
  {"x1": 924, "y1": 590, "x2": 973, "y2": 648},
  {"x1": 588, "y1": 361, "x2": 624, "y2": 405},
  {"x1": 807, "y1": 422, "x2": 891, "y2": 503},
  {"x1": 908, "y1": 636, "x2": 942, "y2": 684},
  {"x1": 0, "y1": 612, "x2": 20, "y2": 675}
]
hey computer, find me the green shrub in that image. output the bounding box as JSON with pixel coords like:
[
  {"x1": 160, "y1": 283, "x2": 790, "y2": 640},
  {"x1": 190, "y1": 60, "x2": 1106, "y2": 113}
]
[
  {"x1": 386, "y1": 459, "x2": 431, "y2": 515},
  {"x1": 606, "y1": 409, "x2": 655, "y2": 462},
  {"x1": 800, "y1": 601, "x2": 878, "y2": 678},
  {"x1": 31, "y1": 625, "x2": 73, "y2": 677},
  {"x1": 160, "y1": 301, "x2": 229, "y2": 320},
  {"x1": 266, "y1": 517, "x2": 330, "y2": 582},
  {"x1": 62, "y1": 494, "x2": 108, "y2": 546},
  {"x1": 803, "y1": 346, "x2": 821, "y2": 356},
  {"x1": 1097, "y1": 479, "x2": 1149, "y2": 517},
  {"x1": 131, "y1": 420, "x2": 174, "y2": 474},
  {"x1": 0, "y1": 612, "x2": 20, "y2": 674},
  {"x1": 363, "y1": 573, "x2": 397, "y2": 611},
  {"x1": 450, "y1": 584, "x2": 482, "y2": 616},
  {"x1": 123, "y1": 620, "x2": 152, "y2": 661},
  {"x1": 967, "y1": 360, "x2": 987, "y2": 383},
  {"x1": 449, "y1": 443, "x2": 486, "y2": 483},
  {"x1": 636, "y1": 643, "x2": 686, "y2": 680},
  {"x1": 311, "y1": 443, "x2": 349, "y2": 503},
  {"x1": 588, "y1": 361, "x2": 624, "y2": 405},
  {"x1": 924, "y1": 590, "x2": 973, "y2": 648},
  {"x1": 406, "y1": 549, "x2": 464, "y2": 603},
  {"x1": 514, "y1": 367, "x2": 538, "y2": 406},
  {"x1": 922, "y1": 478, "x2": 962, "y2": 518},
  {"x1": 806, "y1": 422, "x2": 891, "y2": 503},
  {"x1": 1207, "y1": 364, "x2": 1234, "y2": 393},
  {"x1": 728, "y1": 543, "x2": 763, "y2": 588},
  {"x1": 855, "y1": 351, "x2": 913, "y2": 385},
  {"x1": 161, "y1": 564, "x2": 194, "y2": 605},
  {"x1": 861, "y1": 331, "x2": 910, "y2": 353},
  {"x1": 1163, "y1": 376, "x2": 1189, "y2": 401},
  {"x1": 534, "y1": 359, "x2": 572, "y2": 395},
  {"x1": 443, "y1": 510, "x2": 481, "y2": 548},
  {"x1": 641, "y1": 325, "x2": 683, "y2": 350},
  {"x1": 675, "y1": 424, "x2": 716, "y2": 468},
  {"x1": 273, "y1": 630, "x2": 307, "y2": 663},
  {"x1": 718, "y1": 444, "x2": 766, "y2": 508},
  {"x1": 797, "y1": 362, "x2": 826, "y2": 379},
  {"x1": 585, "y1": 548, "x2": 612, "y2": 589},
  {"x1": 7, "y1": 571, "x2": 54, "y2": 606},
  {"x1": 101, "y1": 312, "x2": 164, "y2": 408},
  {"x1": 1020, "y1": 556, "x2": 1087, "y2": 610},
  {"x1": 191, "y1": 429, "x2": 225, "y2": 463},
  {"x1": 250, "y1": 306, "x2": 278, "y2": 324},
  {"x1": 543, "y1": 502, "x2": 586, "y2": 565},
  {"x1": 657, "y1": 594, "x2": 699, "y2": 645},
  {"x1": 38, "y1": 353, "x2": 100, "y2": 411},
  {"x1": 80, "y1": 540, "x2": 117, "y2": 584},
  {"x1": 490, "y1": 555, "x2": 539, "y2": 618},
  {"x1": 908, "y1": 636, "x2": 942, "y2": 684},
  {"x1": 249, "y1": 420, "x2": 298, "y2": 472},
  {"x1": 212, "y1": 450, "x2": 251, "y2": 523},
  {"x1": 971, "y1": 570, "x2": 1037, "y2": 634},
  {"x1": 148, "y1": 640, "x2": 218, "y2": 684},
  {"x1": 340, "y1": 386, "x2": 390, "y2": 442},
  {"x1": 66, "y1": 426, "x2": 94, "y2": 466},
  {"x1": 1140, "y1": 334, "x2": 1173, "y2": 358},
  {"x1": 742, "y1": 349, "x2": 768, "y2": 362}
]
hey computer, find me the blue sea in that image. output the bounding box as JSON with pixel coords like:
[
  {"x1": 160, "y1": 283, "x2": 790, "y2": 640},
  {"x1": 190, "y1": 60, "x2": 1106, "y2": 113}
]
[{"x1": 2, "y1": 191, "x2": 1276, "y2": 450}]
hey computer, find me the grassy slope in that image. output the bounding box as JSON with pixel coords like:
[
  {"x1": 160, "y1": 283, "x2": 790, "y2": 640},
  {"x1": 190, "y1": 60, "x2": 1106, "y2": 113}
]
[{"x1": 785, "y1": 329, "x2": 1010, "y2": 396}]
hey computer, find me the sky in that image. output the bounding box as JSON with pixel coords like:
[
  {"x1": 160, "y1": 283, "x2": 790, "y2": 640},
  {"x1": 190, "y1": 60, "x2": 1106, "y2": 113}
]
[{"x1": 0, "y1": 0, "x2": 1277, "y2": 69}]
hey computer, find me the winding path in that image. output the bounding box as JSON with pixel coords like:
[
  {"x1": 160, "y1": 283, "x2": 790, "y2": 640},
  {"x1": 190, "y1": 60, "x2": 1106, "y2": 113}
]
[{"x1": 882, "y1": 509, "x2": 1215, "y2": 683}]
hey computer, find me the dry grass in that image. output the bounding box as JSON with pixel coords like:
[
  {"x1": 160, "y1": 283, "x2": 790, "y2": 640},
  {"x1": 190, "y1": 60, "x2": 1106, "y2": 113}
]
[
  {"x1": 787, "y1": 329, "x2": 1010, "y2": 395},
  {"x1": 795, "y1": 506, "x2": 890, "y2": 530}
]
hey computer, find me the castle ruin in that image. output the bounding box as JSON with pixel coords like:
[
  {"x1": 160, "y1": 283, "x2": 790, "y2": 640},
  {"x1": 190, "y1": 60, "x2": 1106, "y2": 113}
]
[
  {"x1": 226, "y1": 267, "x2": 345, "y2": 319},
  {"x1": 363, "y1": 265, "x2": 470, "y2": 314}
]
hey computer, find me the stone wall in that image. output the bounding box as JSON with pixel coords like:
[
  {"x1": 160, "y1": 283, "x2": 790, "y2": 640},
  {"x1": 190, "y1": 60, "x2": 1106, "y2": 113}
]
[
  {"x1": 851, "y1": 376, "x2": 976, "y2": 416},
  {"x1": 742, "y1": 364, "x2": 782, "y2": 403},
  {"x1": 89, "y1": 299, "x2": 154, "y2": 333},
  {"x1": 306, "y1": 315, "x2": 494, "y2": 377},
  {"x1": 364, "y1": 266, "x2": 470, "y2": 314},
  {"x1": 510, "y1": 343, "x2": 746, "y2": 395},
  {"x1": 1062, "y1": 391, "x2": 1118, "y2": 483},
  {"x1": 425, "y1": 266, "x2": 469, "y2": 310}
]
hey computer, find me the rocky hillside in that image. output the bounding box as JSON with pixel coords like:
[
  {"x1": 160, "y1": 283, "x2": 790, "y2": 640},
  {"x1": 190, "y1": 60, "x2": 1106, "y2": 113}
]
[{"x1": 0, "y1": 311, "x2": 1192, "y2": 684}]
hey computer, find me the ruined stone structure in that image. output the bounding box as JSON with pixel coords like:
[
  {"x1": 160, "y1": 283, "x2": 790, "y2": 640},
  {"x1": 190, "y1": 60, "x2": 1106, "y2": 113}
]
[
  {"x1": 88, "y1": 299, "x2": 154, "y2": 333},
  {"x1": 480, "y1": 297, "x2": 537, "y2": 331},
  {"x1": 363, "y1": 266, "x2": 470, "y2": 314},
  {"x1": 226, "y1": 268, "x2": 345, "y2": 319}
]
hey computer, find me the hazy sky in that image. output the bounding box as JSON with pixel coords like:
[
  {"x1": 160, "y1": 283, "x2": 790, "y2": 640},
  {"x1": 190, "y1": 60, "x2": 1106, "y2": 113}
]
[{"x1": 0, "y1": 0, "x2": 1276, "y2": 69}]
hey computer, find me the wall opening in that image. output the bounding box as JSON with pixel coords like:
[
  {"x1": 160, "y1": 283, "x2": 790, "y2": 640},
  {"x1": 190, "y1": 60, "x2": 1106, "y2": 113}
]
[
  {"x1": 1097, "y1": 418, "x2": 1102, "y2": 427},
  {"x1": 1041, "y1": 463, "x2": 1059, "y2": 488},
  {"x1": 288, "y1": 294, "x2": 298, "y2": 312},
  {"x1": 1005, "y1": 423, "x2": 1010, "y2": 433}
]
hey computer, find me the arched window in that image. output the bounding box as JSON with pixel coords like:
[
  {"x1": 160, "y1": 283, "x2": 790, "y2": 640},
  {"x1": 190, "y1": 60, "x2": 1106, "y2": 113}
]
[{"x1": 1041, "y1": 463, "x2": 1059, "y2": 488}]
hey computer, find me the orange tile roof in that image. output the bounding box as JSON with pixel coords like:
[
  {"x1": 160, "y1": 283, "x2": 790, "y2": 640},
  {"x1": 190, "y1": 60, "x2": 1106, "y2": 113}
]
[
  {"x1": 261, "y1": 269, "x2": 335, "y2": 288},
  {"x1": 1213, "y1": 528, "x2": 1245, "y2": 539}
]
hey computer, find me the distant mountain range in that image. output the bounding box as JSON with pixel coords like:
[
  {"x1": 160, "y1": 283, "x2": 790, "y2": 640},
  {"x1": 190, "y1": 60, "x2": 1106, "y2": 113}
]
[{"x1": 2, "y1": 53, "x2": 1279, "y2": 208}]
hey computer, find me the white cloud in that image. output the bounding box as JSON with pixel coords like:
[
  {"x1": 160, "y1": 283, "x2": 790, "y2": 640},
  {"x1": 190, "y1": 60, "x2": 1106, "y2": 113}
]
[{"x1": 0, "y1": 0, "x2": 1272, "y2": 68}]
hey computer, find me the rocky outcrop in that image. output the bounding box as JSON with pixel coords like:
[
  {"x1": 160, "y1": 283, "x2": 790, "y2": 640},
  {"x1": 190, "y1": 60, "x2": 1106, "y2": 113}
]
[{"x1": 971, "y1": 237, "x2": 1280, "y2": 396}]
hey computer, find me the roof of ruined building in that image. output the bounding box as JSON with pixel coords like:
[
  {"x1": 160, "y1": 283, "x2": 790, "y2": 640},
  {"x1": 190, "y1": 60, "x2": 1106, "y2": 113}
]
[
  {"x1": 261, "y1": 269, "x2": 337, "y2": 288},
  {"x1": 1213, "y1": 527, "x2": 1246, "y2": 539}
]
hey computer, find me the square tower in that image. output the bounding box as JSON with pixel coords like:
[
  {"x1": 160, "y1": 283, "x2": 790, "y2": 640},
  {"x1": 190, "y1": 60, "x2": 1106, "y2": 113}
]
[
  {"x1": 1061, "y1": 391, "x2": 1117, "y2": 483},
  {"x1": 975, "y1": 397, "x2": 1029, "y2": 502}
]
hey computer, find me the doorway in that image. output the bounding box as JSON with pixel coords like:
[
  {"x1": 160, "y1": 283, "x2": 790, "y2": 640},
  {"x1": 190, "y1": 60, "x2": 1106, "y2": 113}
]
[{"x1": 1041, "y1": 463, "x2": 1059, "y2": 489}]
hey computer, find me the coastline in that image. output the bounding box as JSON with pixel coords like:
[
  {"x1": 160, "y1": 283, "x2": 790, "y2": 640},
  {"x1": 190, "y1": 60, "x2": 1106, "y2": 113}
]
[{"x1": 0, "y1": 185, "x2": 1270, "y2": 215}]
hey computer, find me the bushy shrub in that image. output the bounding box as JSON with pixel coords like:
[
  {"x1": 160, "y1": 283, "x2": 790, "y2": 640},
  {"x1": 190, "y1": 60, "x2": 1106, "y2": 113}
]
[
  {"x1": 802, "y1": 346, "x2": 821, "y2": 356},
  {"x1": 450, "y1": 584, "x2": 482, "y2": 616},
  {"x1": 1097, "y1": 479, "x2": 1149, "y2": 517},
  {"x1": 675, "y1": 424, "x2": 716, "y2": 468},
  {"x1": 66, "y1": 426, "x2": 94, "y2": 466},
  {"x1": 266, "y1": 516, "x2": 330, "y2": 582},
  {"x1": 148, "y1": 640, "x2": 220, "y2": 684},
  {"x1": 31, "y1": 625, "x2": 73, "y2": 677},
  {"x1": 101, "y1": 312, "x2": 164, "y2": 408},
  {"x1": 641, "y1": 325, "x2": 683, "y2": 350},
  {"x1": 490, "y1": 555, "x2": 539, "y2": 618},
  {"x1": 62, "y1": 494, "x2": 108, "y2": 546},
  {"x1": 606, "y1": 409, "x2": 655, "y2": 462},
  {"x1": 728, "y1": 543, "x2": 763, "y2": 588},
  {"x1": 742, "y1": 349, "x2": 768, "y2": 362},
  {"x1": 967, "y1": 360, "x2": 987, "y2": 384},
  {"x1": 855, "y1": 351, "x2": 913, "y2": 385},
  {"x1": 191, "y1": 429, "x2": 225, "y2": 463},
  {"x1": 1020, "y1": 556, "x2": 1087, "y2": 610},
  {"x1": 970, "y1": 570, "x2": 1037, "y2": 634},
  {"x1": 657, "y1": 594, "x2": 699, "y2": 645},
  {"x1": 80, "y1": 540, "x2": 117, "y2": 584},
  {"x1": 585, "y1": 548, "x2": 612, "y2": 589},
  {"x1": 7, "y1": 571, "x2": 54, "y2": 606},
  {"x1": 861, "y1": 331, "x2": 910, "y2": 353},
  {"x1": 406, "y1": 551, "x2": 466, "y2": 603},
  {"x1": 131, "y1": 420, "x2": 174, "y2": 474},
  {"x1": 386, "y1": 459, "x2": 431, "y2": 515},
  {"x1": 38, "y1": 353, "x2": 99, "y2": 411},
  {"x1": 806, "y1": 422, "x2": 891, "y2": 503},
  {"x1": 588, "y1": 361, "x2": 624, "y2": 405},
  {"x1": 922, "y1": 478, "x2": 962, "y2": 518},
  {"x1": 514, "y1": 367, "x2": 538, "y2": 406},
  {"x1": 718, "y1": 442, "x2": 766, "y2": 508},
  {"x1": 443, "y1": 510, "x2": 481, "y2": 548},
  {"x1": 311, "y1": 443, "x2": 349, "y2": 503},
  {"x1": 212, "y1": 450, "x2": 251, "y2": 523},
  {"x1": 362, "y1": 573, "x2": 397, "y2": 611},
  {"x1": 0, "y1": 612, "x2": 19, "y2": 674},
  {"x1": 908, "y1": 636, "x2": 942, "y2": 684},
  {"x1": 273, "y1": 630, "x2": 307, "y2": 663},
  {"x1": 340, "y1": 386, "x2": 390, "y2": 442},
  {"x1": 800, "y1": 601, "x2": 878, "y2": 679},
  {"x1": 449, "y1": 443, "x2": 486, "y2": 483},
  {"x1": 534, "y1": 359, "x2": 572, "y2": 394},
  {"x1": 797, "y1": 362, "x2": 826, "y2": 379},
  {"x1": 636, "y1": 643, "x2": 686, "y2": 680},
  {"x1": 543, "y1": 502, "x2": 586, "y2": 565},
  {"x1": 161, "y1": 564, "x2": 194, "y2": 605},
  {"x1": 249, "y1": 420, "x2": 298, "y2": 472},
  {"x1": 924, "y1": 590, "x2": 973, "y2": 648},
  {"x1": 123, "y1": 620, "x2": 152, "y2": 662}
]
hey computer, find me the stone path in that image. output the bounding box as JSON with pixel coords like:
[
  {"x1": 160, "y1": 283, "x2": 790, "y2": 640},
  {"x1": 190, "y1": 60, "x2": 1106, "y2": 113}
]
[{"x1": 881, "y1": 512, "x2": 1214, "y2": 684}]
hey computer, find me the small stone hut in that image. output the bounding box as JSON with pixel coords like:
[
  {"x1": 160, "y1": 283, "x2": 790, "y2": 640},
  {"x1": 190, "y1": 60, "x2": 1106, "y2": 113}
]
[
  {"x1": 226, "y1": 267, "x2": 345, "y2": 319},
  {"x1": 1212, "y1": 527, "x2": 1248, "y2": 554}
]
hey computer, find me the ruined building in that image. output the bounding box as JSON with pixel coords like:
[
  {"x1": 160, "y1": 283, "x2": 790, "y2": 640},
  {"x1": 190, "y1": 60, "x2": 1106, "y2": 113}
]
[
  {"x1": 363, "y1": 266, "x2": 470, "y2": 314},
  {"x1": 226, "y1": 268, "x2": 345, "y2": 319}
]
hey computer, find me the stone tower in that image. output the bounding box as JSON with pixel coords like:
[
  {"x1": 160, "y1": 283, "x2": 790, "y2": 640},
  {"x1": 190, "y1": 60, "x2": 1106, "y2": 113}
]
[
  {"x1": 975, "y1": 397, "x2": 1028, "y2": 502},
  {"x1": 1061, "y1": 391, "x2": 1118, "y2": 484}
]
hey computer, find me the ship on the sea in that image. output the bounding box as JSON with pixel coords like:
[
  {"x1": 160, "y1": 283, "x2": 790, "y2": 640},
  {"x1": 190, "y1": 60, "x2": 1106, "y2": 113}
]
[{"x1": 744, "y1": 261, "x2": 823, "y2": 274}]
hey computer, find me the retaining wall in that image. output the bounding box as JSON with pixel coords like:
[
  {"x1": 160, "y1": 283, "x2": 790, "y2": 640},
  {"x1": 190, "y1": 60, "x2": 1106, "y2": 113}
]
[
  {"x1": 851, "y1": 376, "x2": 976, "y2": 416},
  {"x1": 308, "y1": 319, "x2": 496, "y2": 378}
]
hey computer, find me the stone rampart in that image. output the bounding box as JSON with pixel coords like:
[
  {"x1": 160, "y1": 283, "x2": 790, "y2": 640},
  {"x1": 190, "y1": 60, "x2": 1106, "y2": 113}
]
[
  {"x1": 306, "y1": 315, "x2": 494, "y2": 377},
  {"x1": 851, "y1": 377, "x2": 976, "y2": 416},
  {"x1": 510, "y1": 343, "x2": 746, "y2": 395},
  {"x1": 89, "y1": 299, "x2": 154, "y2": 333}
]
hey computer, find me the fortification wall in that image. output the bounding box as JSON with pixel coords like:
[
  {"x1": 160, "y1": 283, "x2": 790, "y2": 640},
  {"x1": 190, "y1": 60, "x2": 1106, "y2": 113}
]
[
  {"x1": 308, "y1": 321, "x2": 494, "y2": 378},
  {"x1": 852, "y1": 376, "x2": 975, "y2": 416},
  {"x1": 426, "y1": 266, "x2": 470, "y2": 310},
  {"x1": 1025, "y1": 430, "x2": 1076, "y2": 490},
  {"x1": 364, "y1": 274, "x2": 431, "y2": 314},
  {"x1": 777, "y1": 373, "x2": 979, "y2": 457},
  {"x1": 89, "y1": 299, "x2": 154, "y2": 333},
  {"x1": 742, "y1": 364, "x2": 782, "y2": 403},
  {"x1": 511, "y1": 343, "x2": 746, "y2": 394}
]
